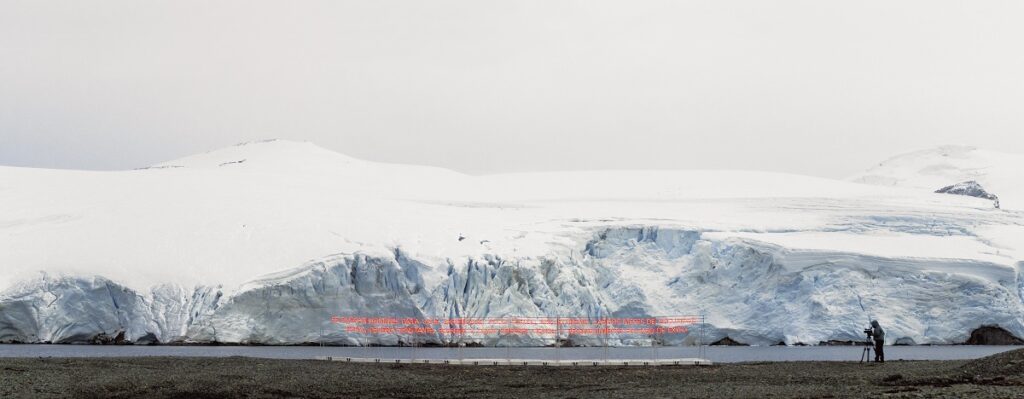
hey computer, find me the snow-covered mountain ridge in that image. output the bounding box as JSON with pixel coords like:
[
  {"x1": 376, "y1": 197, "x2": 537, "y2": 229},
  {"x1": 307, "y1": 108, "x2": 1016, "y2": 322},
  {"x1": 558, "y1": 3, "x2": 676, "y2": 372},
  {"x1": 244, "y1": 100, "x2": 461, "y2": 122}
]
[{"x1": 2, "y1": 140, "x2": 1023, "y2": 345}]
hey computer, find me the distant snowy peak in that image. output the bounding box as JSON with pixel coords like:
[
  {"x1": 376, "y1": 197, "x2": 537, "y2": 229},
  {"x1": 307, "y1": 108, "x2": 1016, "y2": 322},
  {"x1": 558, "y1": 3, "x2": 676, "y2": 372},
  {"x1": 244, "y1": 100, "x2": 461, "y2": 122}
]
[
  {"x1": 149, "y1": 139, "x2": 361, "y2": 171},
  {"x1": 851, "y1": 145, "x2": 1024, "y2": 210},
  {"x1": 852, "y1": 145, "x2": 986, "y2": 187},
  {"x1": 144, "y1": 139, "x2": 469, "y2": 192}
]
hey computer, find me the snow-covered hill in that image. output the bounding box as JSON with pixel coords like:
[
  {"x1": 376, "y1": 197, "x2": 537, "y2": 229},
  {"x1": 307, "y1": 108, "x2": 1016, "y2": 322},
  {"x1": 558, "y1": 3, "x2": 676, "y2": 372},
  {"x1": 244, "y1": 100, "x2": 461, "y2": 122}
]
[
  {"x1": 850, "y1": 145, "x2": 1024, "y2": 210},
  {"x1": 1, "y1": 140, "x2": 1022, "y2": 346}
]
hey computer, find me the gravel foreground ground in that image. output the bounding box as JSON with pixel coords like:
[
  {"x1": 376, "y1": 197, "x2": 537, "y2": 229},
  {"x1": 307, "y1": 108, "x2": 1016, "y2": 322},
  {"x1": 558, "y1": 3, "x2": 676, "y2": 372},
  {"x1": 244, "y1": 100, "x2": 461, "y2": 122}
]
[{"x1": 2, "y1": 350, "x2": 1023, "y2": 399}]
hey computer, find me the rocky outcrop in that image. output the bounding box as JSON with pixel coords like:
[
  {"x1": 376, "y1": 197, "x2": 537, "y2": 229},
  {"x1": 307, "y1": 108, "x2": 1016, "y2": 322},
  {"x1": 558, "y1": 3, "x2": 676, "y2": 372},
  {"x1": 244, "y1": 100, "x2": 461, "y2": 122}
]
[
  {"x1": 818, "y1": 340, "x2": 860, "y2": 346},
  {"x1": 935, "y1": 181, "x2": 1000, "y2": 208},
  {"x1": 965, "y1": 325, "x2": 1024, "y2": 345},
  {"x1": 711, "y1": 337, "x2": 748, "y2": 346}
]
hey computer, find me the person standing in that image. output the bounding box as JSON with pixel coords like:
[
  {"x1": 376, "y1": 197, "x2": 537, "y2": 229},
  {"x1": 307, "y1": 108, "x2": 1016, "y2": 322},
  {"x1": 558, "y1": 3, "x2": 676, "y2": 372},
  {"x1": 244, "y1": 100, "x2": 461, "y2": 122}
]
[{"x1": 870, "y1": 320, "x2": 885, "y2": 362}]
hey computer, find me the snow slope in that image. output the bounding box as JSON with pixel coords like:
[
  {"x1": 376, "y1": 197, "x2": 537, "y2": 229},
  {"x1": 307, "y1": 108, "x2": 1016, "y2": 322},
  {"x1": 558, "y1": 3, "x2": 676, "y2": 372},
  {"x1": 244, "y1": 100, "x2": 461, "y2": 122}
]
[
  {"x1": 850, "y1": 145, "x2": 1024, "y2": 210},
  {"x1": 1, "y1": 140, "x2": 1023, "y2": 345}
]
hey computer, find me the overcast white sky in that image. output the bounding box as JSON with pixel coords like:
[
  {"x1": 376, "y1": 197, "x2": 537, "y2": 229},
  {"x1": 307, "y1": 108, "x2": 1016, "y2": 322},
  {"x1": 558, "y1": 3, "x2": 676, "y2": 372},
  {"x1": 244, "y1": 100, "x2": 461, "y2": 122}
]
[{"x1": 2, "y1": 1, "x2": 1023, "y2": 177}]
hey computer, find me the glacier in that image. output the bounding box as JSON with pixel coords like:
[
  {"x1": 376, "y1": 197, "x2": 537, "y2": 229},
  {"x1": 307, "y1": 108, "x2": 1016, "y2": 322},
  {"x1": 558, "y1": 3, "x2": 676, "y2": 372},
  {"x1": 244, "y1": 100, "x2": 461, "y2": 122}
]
[
  {"x1": 3, "y1": 227, "x2": 1022, "y2": 346},
  {"x1": 2, "y1": 140, "x2": 1023, "y2": 346}
]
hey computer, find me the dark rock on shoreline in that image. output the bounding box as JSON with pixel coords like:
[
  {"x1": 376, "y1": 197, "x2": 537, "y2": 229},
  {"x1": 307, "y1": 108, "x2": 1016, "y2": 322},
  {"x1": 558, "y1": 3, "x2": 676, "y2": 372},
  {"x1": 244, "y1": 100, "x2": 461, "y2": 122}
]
[
  {"x1": 818, "y1": 340, "x2": 862, "y2": 346},
  {"x1": 965, "y1": 325, "x2": 1024, "y2": 345},
  {"x1": 882, "y1": 347, "x2": 1024, "y2": 391},
  {"x1": 710, "y1": 337, "x2": 748, "y2": 346}
]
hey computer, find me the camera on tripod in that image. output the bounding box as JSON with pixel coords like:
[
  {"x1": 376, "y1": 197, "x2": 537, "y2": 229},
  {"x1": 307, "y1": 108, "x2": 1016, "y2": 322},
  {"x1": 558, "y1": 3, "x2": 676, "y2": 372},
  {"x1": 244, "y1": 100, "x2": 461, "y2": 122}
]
[{"x1": 860, "y1": 326, "x2": 875, "y2": 362}]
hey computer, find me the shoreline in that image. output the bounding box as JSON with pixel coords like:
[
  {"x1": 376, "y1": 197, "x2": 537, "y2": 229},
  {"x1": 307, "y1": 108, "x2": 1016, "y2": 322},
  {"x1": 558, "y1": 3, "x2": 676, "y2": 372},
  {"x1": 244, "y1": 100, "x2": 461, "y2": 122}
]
[
  {"x1": 3, "y1": 344, "x2": 1020, "y2": 364},
  {"x1": 2, "y1": 351, "x2": 1022, "y2": 398}
]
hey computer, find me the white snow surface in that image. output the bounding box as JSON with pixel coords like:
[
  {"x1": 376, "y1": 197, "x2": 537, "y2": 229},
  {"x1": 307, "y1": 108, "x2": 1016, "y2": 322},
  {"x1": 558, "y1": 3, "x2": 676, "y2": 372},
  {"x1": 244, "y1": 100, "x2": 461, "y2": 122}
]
[
  {"x1": 1, "y1": 140, "x2": 1023, "y2": 345},
  {"x1": 850, "y1": 145, "x2": 1024, "y2": 210}
]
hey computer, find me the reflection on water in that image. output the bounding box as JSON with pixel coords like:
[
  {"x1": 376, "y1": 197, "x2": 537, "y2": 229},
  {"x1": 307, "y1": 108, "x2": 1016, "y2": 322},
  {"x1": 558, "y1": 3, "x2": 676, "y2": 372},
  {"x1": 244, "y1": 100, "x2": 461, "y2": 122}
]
[{"x1": 0, "y1": 344, "x2": 1017, "y2": 363}]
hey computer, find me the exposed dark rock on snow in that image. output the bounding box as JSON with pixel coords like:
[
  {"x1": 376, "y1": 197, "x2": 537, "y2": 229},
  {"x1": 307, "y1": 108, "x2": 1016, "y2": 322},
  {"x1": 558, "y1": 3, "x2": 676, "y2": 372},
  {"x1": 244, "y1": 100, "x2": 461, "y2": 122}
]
[
  {"x1": 894, "y1": 337, "x2": 917, "y2": 346},
  {"x1": 935, "y1": 181, "x2": 1000, "y2": 208},
  {"x1": 964, "y1": 325, "x2": 1024, "y2": 345}
]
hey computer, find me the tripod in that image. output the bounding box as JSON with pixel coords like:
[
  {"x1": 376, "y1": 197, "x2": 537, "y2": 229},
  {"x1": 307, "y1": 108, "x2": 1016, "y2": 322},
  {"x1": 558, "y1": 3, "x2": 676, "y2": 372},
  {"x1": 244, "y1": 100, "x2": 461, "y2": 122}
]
[{"x1": 859, "y1": 339, "x2": 873, "y2": 363}]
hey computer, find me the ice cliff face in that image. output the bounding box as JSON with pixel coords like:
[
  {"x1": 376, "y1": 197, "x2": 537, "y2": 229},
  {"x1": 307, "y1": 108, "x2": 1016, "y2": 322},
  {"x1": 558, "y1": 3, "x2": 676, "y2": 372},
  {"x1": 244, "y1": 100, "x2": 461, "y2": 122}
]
[
  {"x1": 0, "y1": 275, "x2": 158, "y2": 343},
  {"x1": 3, "y1": 227, "x2": 1022, "y2": 346}
]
